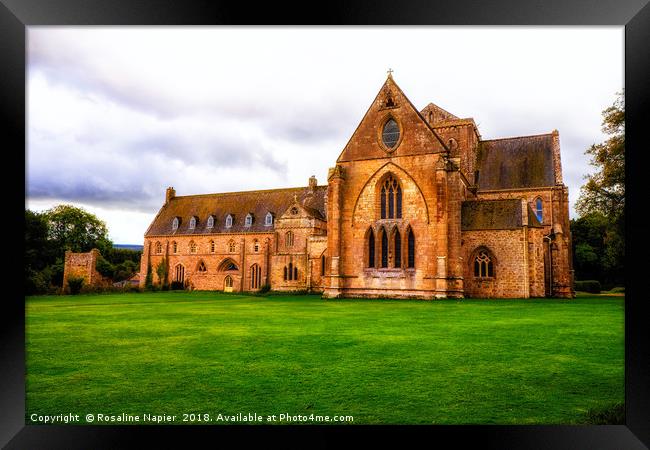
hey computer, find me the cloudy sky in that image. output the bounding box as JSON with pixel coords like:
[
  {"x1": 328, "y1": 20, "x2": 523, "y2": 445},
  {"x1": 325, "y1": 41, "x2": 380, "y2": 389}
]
[{"x1": 26, "y1": 27, "x2": 623, "y2": 244}]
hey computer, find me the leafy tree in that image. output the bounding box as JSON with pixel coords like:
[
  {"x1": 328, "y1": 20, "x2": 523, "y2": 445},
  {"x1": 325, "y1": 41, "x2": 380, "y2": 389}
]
[
  {"x1": 156, "y1": 257, "x2": 169, "y2": 289},
  {"x1": 144, "y1": 263, "x2": 154, "y2": 290},
  {"x1": 43, "y1": 204, "x2": 113, "y2": 254},
  {"x1": 576, "y1": 92, "x2": 624, "y2": 219},
  {"x1": 574, "y1": 92, "x2": 625, "y2": 286},
  {"x1": 570, "y1": 212, "x2": 608, "y2": 282}
]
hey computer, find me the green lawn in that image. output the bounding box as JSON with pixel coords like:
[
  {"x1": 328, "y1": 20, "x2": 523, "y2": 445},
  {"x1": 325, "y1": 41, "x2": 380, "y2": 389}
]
[{"x1": 25, "y1": 292, "x2": 624, "y2": 425}]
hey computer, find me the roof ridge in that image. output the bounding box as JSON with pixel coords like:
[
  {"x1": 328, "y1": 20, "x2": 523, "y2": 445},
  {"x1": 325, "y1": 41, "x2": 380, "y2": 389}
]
[
  {"x1": 174, "y1": 185, "x2": 327, "y2": 199},
  {"x1": 482, "y1": 132, "x2": 553, "y2": 143},
  {"x1": 420, "y1": 102, "x2": 459, "y2": 120}
]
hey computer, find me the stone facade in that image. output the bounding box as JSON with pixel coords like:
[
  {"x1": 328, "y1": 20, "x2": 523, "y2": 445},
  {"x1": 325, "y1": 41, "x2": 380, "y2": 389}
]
[
  {"x1": 62, "y1": 249, "x2": 107, "y2": 291},
  {"x1": 140, "y1": 75, "x2": 573, "y2": 299}
]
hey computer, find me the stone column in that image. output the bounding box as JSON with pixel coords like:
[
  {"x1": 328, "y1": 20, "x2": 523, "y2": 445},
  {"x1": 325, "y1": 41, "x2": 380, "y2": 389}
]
[
  {"x1": 434, "y1": 155, "x2": 449, "y2": 298},
  {"x1": 323, "y1": 165, "x2": 344, "y2": 299}
]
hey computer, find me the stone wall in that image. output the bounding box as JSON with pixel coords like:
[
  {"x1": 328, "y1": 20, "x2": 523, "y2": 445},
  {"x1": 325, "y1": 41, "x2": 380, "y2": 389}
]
[{"x1": 62, "y1": 249, "x2": 106, "y2": 291}]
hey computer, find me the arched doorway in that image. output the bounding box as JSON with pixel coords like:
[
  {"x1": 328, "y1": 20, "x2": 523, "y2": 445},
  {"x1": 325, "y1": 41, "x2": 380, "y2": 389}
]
[{"x1": 224, "y1": 275, "x2": 233, "y2": 292}]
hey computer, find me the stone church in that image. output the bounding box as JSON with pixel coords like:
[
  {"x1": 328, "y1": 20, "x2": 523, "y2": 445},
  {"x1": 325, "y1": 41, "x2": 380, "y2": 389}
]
[{"x1": 139, "y1": 74, "x2": 573, "y2": 299}]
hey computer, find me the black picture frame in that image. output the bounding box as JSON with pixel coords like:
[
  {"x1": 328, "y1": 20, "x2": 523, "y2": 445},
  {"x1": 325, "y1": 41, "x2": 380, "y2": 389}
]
[{"x1": 5, "y1": 1, "x2": 649, "y2": 448}]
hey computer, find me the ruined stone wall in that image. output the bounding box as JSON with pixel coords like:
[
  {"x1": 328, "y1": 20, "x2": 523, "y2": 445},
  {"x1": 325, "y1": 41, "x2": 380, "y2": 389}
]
[{"x1": 62, "y1": 249, "x2": 106, "y2": 290}]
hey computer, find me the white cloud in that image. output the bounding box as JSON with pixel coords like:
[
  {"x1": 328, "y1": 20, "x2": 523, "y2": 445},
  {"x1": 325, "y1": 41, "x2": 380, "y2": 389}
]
[{"x1": 26, "y1": 26, "x2": 624, "y2": 243}]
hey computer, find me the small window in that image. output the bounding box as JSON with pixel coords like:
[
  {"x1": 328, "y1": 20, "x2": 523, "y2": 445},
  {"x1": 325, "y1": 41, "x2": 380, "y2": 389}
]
[
  {"x1": 172, "y1": 217, "x2": 179, "y2": 230},
  {"x1": 382, "y1": 118, "x2": 400, "y2": 149},
  {"x1": 286, "y1": 231, "x2": 294, "y2": 247},
  {"x1": 210, "y1": 240, "x2": 215, "y2": 253},
  {"x1": 172, "y1": 241, "x2": 178, "y2": 254},
  {"x1": 253, "y1": 239, "x2": 259, "y2": 252},
  {"x1": 321, "y1": 254, "x2": 326, "y2": 276},
  {"x1": 265, "y1": 212, "x2": 273, "y2": 226},
  {"x1": 189, "y1": 217, "x2": 196, "y2": 229},
  {"x1": 290, "y1": 207, "x2": 299, "y2": 215},
  {"x1": 535, "y1": 198, "x2": 543, "y2": 222},
  {"x1": 207, "y1": 215, "x2": 214, "y2": 228},
  {"x1": 474, "y1": 250, "x2": 494, "y2": 278},
  {"x1": 228, "y1": 240, "x2": 236, "y2": 253},
  {"x1": 189, "y1": 241, "x2": 197, "y2": 253},
  {"x1": 197, "y1": 261, "x2": 207, "y2": 272},
  {"x1": 245, "y1": 213, "x2": 253, "y2": 227},
  {"x1": 225, "y1": 215, "x2": 233, "y2": 228},
  {"x1": 155, "y1": 241, "x2": 162, "y2": 254}
]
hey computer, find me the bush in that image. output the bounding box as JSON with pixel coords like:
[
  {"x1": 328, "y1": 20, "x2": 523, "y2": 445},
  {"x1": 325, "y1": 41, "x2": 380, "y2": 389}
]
[
  {"x1": 574, "y1": 280, "x2": 601, "y2": 293},
  {"x1": 258, "y1": 284, "x2": 271, "y2": 294},
  {"x1": 66, "y1": 276, "x2": 85, "y2": 295},
  {"x1": 583, "y1": 403, "x2": 624, "y2": 424},
  {"x1": 170, "y1": 281, "x2": 185, "y2": 290}
]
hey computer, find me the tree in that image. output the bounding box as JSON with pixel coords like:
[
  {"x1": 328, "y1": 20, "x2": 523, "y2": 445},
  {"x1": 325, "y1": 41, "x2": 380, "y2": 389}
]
[
  {"x1": 156, "y1": 257, "x2": 169, "y2": 289},
  {"x1": 575, "y1": 92, "x2": 625, "y2": 286},
  {"x1": 43, "y1": 204, "x2": 113, "y2": 254}
]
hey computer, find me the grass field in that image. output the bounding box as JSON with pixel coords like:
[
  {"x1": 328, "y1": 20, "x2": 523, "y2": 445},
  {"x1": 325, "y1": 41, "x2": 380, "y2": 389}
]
[{"x1": 25, "y1": 292, "x2": 624, "y2": 425}]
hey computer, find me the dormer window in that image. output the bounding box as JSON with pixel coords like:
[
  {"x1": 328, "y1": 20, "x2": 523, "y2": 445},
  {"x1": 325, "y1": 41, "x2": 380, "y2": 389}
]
[
  {"x1": 245, "y1": 213, "x2": 253, "y2": 227},
  {"x1": 189, "y1": 217, "x2": 197, "y2": 229},
  {"x1": 172, "y1": 217, "x2": 179, "y2": 230},
  {"x1": 265, "y1": 212, "x2": 273, "y2": 226},
  {"x1": 225, "y1": 214, "x2": 233, "y2": 228},
  {"x1": 207, "y1": 215, "x2": 214, "y2": 228}
]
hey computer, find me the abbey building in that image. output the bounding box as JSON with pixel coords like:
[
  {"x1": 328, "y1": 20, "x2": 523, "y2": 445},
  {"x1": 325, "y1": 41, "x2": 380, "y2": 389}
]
[{"x1": 139, "y1": 75, "x2": 574, "y2": 299}]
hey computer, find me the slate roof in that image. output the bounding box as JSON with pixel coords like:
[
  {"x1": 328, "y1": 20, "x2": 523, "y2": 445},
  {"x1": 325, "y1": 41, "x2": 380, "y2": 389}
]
[
  {"x1": 461, "y1": 199, "x2": 542, "y2": 231},
  {"x1": 477, "y1": 133, "x2": 555, "y2": 190},
  {"x1": 145, "y1": 186, "x2": 327, "y2": 236}
]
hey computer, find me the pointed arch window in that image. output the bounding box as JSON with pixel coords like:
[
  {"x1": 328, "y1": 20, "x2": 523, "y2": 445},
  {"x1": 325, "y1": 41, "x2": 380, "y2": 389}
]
[
  {"x1": 286, "y1": 231, "x2": 294, "y2": 248},
  {"x1": 250, "y1": 264, "x2": 261, "y2": 289},
  {"x1": 321, "y1": 254, "x2": 326, "y2": 276},
  {"x1": 368, "y1": 228, "x2": 375, "y2": 268},
  {"x1": 382, "y1": 118, "x2": 400, "y2": 149},
  {"x1": 407, "y1": 228, "x2": 415, "y2": 268},
  {"x1": 474, "y1": 249, "x2": 494, "y2": 278},
  {"x1": 189, "y1": 241, "x2": 197, "y2": 253},
  {"x1": 228, "y1": 240, "x2": 236, "y2": 253},
  {"x1": 225, "y1": 214, "x2": 233, "y2": 228},
  {"x1": 380, "y1": 175, "x2": 402, "y2": 219},
  {"x1": 245, "y1": 213, "x2": 253, "y2": 227},
  {"x1": 155, "y1": 241, "x2": 162, "y2": 254},
  {"x1": 172, "y1": 217, "x2": 179, "y2": 230},
  {"x1": 207, "y1": 215, "x2": 214, "y2": 228},
  {"x1": 197, "y1": 261, "x2": 207, "y2": 272},
  {"x1": 189, "y1": 217, "x2": 196, "y2": 229},
  {"x1": 224, "y1": 275, "x2": 233, "y2": 289},
  {"x1": 381, "y1": 227, "x2": 388, "y2": 268},
  {"x1": 265, "y1": 212, "x2": 273, "y2": 226},
  {"x1": 393, "y1": 228, "x2": 401, "y2": 268},
  {"x1": 535, "y1": 198, "x2": 543, "y2": 222},
  {"x1": 174, "y1": 264, "x2": 185, "y2": 283}
]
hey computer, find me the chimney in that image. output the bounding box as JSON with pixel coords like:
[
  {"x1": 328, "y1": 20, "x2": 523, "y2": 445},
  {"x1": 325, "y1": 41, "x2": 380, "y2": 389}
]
[
  {"x1": 309, "y1": 175, "x2": 317, "y2": 191},
  {"x1": 165, "y1": 187, "x2": 176, "y2": 204}
]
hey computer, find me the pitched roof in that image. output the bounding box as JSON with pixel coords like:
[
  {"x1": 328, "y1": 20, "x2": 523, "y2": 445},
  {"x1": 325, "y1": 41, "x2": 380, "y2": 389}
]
[
  {"x1": 476, "y1": 133, "x2": 555, "y2": 190},
  {"x1": 145, "y1": 185, "x2": 327, "y2": 236},
  {"x1": 461, "y1": 199, "x2": 542, "y2": 231},
  {"x1": 419, "y1": 102, "x2": 459, "y2": 124}
]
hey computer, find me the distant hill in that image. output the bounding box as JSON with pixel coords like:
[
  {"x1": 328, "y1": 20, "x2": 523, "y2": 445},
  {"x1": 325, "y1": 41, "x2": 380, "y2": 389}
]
[{"x1": 113, "y1": 244, "x2": 144, "y2": 252}]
